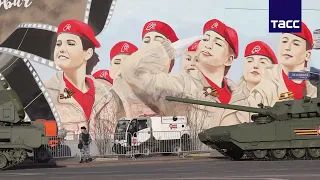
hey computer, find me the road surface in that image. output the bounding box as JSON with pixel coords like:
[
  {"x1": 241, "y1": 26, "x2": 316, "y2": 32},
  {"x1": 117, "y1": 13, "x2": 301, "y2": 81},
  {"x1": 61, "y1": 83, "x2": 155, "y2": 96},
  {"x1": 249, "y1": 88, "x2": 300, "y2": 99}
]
[{"x1": 1, "y1": 158, "x2": 320, "y2": 180}]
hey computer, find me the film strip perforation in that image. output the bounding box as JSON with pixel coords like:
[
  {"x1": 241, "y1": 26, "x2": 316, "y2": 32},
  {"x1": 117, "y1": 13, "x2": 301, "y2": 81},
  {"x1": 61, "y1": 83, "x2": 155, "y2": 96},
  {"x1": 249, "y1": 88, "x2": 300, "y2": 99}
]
[
  {"x1": 0, "y1": 47, "x2": 61, "y2": 71},
  {"x1": 22, "y1": 58, "x2": 61, "y2": 130},
  {"x1": 104, "y1": 0, "x2": 117, "y2": 29},
  {"x1": 83, "y1": 0, "x2": 117, "y2": 29},
  {"x1": 16, "y1": 23, "x2": 58, "y2": 32},
  {"x1": 83, "y1": 0, "x2": 92, "y2": 23}
]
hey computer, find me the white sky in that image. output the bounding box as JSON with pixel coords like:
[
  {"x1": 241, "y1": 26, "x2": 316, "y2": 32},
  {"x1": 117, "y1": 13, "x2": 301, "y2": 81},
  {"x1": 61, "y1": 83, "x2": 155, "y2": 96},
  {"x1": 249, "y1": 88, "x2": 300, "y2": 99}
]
[{"x1": 32, "y1": 0, "x2": 320, "y2": 83}]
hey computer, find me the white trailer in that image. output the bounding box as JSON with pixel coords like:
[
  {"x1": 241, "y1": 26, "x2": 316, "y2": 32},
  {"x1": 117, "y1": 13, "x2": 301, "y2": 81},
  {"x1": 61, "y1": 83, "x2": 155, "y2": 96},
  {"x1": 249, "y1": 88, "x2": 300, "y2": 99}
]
[{"x1": 112, "y1": 116, "x2": 191, "y2": 156}]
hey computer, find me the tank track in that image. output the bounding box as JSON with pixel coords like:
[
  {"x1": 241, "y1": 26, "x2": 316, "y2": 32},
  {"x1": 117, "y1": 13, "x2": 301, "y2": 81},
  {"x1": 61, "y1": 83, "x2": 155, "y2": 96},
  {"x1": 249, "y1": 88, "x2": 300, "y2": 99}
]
[
  {"x1": 213, "y1": 147, "x2": 320, "y2": 161},
  {"x1": 243, "y1": 149, "x2": 320, "y2": 161},
  {"x1": 0, "y1": 148, "x2": 27, "y2": 170}
]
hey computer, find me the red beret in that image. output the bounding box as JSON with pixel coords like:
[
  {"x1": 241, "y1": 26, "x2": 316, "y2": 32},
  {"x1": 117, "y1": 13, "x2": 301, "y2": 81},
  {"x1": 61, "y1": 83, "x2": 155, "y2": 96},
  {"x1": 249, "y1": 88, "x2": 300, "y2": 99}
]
[
  {"x1": 187, "y1": 40, "x2": 200, "y2": 52},
  {"x1": 142, "y1": 20, "x2": 179, "y2": 43},
  {"x1": 57, "y1": 20, "x2": 100, "y2": 48},
  {"x1": 110, "y1": 41, "x2": 138, "y2": 61},
  {"x1": 290, "y1": 22, "x2": 313, "y2": 50},
  {"x1": 203, "y1": 19, "x2": 239, "y2": 58},
  {"x1": 92, "y1": 70, "x2": 113, "y2": 84},
  {"x1": 244, "y1": 41, "x2": 278, "y2": 64}
]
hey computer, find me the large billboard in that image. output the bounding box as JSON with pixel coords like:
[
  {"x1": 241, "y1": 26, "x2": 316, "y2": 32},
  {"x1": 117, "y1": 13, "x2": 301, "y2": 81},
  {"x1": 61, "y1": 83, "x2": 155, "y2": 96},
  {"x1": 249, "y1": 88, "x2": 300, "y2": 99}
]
[{"x1": 0, "y1": 0, "x2": 320, "y2": 140}]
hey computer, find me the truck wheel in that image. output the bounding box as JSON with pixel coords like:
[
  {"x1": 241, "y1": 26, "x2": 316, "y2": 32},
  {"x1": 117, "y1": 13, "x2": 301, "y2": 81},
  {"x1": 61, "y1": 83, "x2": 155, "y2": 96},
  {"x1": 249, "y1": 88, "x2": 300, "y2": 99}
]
[
  {"x1": 172, "y1": 144, "x2": 182, "y2": 155},
  {"x1": 162, "y1": 142, "x2": 181, "y2": 156},
  {"x1": 138, "y1": 144, "x2": 152, "y2": 157},
  {"x1": 0, "y1": 152, "x2": 8, "y2": 169},
  {"x1": 181, "y1": 134, "x2": 191, "y2": 151},
  {"x1": 34, "y1": 146, "x2": 52, "y2": 163},
  {"x1": 113, "y1": 144, "x2": 126, "y2": 155}
]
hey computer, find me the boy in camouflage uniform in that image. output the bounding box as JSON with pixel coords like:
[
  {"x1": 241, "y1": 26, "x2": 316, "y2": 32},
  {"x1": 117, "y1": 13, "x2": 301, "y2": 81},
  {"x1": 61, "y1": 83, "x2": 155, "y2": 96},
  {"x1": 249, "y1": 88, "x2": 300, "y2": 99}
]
[{"x1": 79, "y1": 126, "x2": 92, "y2": 163}]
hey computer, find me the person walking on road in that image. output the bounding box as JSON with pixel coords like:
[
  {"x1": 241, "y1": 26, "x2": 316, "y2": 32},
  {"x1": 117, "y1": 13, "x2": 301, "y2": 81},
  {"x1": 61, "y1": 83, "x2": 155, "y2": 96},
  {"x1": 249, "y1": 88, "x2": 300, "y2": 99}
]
[{"x1": 78, "y1": 126, "x2": 92, "y2": 163}]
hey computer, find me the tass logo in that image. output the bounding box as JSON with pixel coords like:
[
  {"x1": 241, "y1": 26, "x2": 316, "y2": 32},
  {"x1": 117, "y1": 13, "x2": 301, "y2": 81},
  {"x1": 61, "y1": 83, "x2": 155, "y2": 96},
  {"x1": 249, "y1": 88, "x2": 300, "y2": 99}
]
[
  {"x1": 270, "y1": 20, "x2": 301, "y2": 29},
  {"x1": 269, "y1": 0, "x2": 302, "y2": 33}
]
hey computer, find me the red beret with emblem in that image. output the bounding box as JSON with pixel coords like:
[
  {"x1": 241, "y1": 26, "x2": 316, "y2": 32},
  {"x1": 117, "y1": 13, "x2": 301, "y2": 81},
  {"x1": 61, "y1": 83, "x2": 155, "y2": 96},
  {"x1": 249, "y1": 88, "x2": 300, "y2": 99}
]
[
  {"x1": 289, "y1": 22, "x2": 313, "y2": 50},
  {"x1": 142, "y1": 20, "x2": 179, "y2": 43},
  {"x1": 110, "y1": 41, "x2": 138, "y2": 61},
  {"x1": 203, "y1": 19, "x2": 239, "y2": 58},
  {"x1": 57, "y1": 19, "x2": 100, "y2": 48},
  {"x1": 245, "y1": 41, "x2": 278, "y2": 64},
  {"x1": 92, "y1": 70, "x2": 113, "y2": 84},
  {"x1": 187, "y1": 40, "x2": 201, "y2": 52}
]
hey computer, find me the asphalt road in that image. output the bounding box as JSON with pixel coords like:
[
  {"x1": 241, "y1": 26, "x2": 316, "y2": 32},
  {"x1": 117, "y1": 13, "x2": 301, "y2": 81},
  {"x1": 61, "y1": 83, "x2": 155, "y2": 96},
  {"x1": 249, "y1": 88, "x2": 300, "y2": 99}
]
[{"x1": 1, "y1": 158, "x2": 320, "y2": 180}]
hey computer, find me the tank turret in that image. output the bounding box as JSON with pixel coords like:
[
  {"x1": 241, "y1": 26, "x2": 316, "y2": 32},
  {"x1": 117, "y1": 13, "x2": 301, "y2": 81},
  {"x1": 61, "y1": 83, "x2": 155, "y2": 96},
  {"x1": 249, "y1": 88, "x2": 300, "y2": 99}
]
[
  {"x1": 0, "y1": 79, "x2": 25, "y2": 124},
  {"x1": 166, "y1": 92, "x2": 320, "y2": 124},
  {"x1": 165, "y1": 96, "x2": 275, "y2": 123}
]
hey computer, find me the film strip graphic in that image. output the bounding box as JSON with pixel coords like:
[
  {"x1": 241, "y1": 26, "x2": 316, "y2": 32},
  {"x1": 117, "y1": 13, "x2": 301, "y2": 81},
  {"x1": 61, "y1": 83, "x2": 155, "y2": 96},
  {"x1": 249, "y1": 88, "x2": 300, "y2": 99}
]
[
  {"x1": 4, "y1": 0, "x2": 119, "y2": 71},
  {"x1": 2, "y1": 23, "x2": 60, "y2": 71},
  {"x1": 84, "y1": 0, "x2": 118, "y2": 36},
  {"x1": 13, "y1": 0, "x2": 118, "y2": 37},
  {"x1": 0, "y1": 47, "x2": 60, "y2": 71},
  {"x1": 0, "y1": 48, "x2": 61, "y2": 130},
  {"x1": 16, "y1": 23, "x2": 57, "y2": 32}
]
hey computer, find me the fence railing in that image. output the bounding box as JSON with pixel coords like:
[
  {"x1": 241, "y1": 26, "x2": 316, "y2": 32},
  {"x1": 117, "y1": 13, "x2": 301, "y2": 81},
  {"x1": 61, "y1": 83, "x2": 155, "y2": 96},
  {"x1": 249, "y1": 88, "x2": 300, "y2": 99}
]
[{"x1": 32, "y1": 130, "x2": 213, "y2": 163}]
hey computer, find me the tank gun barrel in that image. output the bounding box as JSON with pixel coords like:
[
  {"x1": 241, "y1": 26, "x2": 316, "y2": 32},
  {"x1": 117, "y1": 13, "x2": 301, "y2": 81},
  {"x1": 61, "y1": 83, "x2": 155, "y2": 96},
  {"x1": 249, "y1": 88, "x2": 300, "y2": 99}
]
[{"x1": 165, "y1": 96, "x2": 268, "y2": 115}]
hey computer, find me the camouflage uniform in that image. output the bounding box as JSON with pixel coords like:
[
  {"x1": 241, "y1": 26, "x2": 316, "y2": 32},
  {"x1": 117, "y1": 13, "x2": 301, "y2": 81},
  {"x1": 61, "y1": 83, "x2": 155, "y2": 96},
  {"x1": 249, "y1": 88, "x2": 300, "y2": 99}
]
[{"x1": 79, "y1": 131, "x2": 92, "y2": 162}]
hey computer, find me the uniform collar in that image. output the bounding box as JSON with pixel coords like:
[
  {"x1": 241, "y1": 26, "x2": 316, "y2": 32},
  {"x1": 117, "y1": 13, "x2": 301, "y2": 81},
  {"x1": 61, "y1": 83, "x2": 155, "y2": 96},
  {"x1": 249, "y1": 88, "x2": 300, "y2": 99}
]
[
  {"x1": 197, "y1": 71, "x2": 246, "y2": 104},
  {"x1": 63, "y1": 73, "x2": 95, "y2": 97}
]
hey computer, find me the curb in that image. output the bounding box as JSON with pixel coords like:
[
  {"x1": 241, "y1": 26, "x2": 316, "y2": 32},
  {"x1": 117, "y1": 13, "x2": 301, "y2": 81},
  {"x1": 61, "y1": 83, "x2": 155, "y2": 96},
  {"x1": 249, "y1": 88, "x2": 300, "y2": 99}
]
[
  {"x1": 14, "y1": 156, "x2": 218, "y2": 169},
  {"x1": 59, "y1": 157, "x2": 218, "y2": 168}
]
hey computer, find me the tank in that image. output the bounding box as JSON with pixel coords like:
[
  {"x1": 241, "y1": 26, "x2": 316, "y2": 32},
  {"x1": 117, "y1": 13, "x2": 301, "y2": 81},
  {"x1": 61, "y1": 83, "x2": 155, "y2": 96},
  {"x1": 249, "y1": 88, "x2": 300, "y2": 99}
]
[
  {"x1": 0, "y1": 79, "x2": 49, "y2": 170},
  {"x1": 165, "y1": 70, "x2": 320, "y2": 161}
]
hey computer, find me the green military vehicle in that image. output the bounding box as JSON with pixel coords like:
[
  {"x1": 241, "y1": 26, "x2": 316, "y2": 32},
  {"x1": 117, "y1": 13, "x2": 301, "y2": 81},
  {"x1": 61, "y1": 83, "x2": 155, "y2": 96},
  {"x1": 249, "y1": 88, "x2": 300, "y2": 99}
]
[
  {"x1": 165, "y1": 69, "x2": 320, "y2": 161},
  {"x1": 0, "y1": 80, "x2": 49, "y2": 170}
]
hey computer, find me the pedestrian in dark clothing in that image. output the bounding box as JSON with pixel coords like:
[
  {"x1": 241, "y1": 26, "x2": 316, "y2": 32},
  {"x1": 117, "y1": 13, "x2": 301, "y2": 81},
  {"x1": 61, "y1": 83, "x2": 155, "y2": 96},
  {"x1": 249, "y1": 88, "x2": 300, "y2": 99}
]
[{"x1": 78, "y1": 126, "x2": 92, "y2": 163}]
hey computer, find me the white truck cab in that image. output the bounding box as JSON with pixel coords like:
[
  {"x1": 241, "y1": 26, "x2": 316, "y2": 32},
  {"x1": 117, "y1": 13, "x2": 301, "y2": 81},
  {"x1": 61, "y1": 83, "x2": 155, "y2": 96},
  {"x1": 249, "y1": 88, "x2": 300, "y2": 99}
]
[{"x1": 113, "y1": 115, "x2": 191, "y2": 156}]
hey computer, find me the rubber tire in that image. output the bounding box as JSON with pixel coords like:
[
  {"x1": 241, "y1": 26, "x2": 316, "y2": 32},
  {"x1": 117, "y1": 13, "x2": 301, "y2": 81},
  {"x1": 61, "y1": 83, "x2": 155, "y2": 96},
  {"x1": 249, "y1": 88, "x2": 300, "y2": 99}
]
[{"x1": 34, "y1": 146, "x2": 52, "y2": 163}]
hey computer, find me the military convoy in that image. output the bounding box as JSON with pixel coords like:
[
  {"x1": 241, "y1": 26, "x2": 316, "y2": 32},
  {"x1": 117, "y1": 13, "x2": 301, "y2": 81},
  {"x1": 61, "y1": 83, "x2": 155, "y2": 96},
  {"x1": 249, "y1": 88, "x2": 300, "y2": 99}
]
[
  {"x1": 0, "y1": 80, "x2": 49, "y2": 170},
  {"x1": 165, "y1": 68, "x2": 320, "y2": 161}
]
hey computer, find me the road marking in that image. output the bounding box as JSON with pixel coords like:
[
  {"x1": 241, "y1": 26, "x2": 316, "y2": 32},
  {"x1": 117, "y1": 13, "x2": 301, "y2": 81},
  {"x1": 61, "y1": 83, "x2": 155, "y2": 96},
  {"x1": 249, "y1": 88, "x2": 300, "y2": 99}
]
[
  {"x1": 52, "y1": 171, "x2": 124, "y2": 175},
  {"x1": 159, "y1": 178, "x2": 288, "y2": 180},
  {"x1": 0, "y1": 173, "x2": 45, "y2": 176}
]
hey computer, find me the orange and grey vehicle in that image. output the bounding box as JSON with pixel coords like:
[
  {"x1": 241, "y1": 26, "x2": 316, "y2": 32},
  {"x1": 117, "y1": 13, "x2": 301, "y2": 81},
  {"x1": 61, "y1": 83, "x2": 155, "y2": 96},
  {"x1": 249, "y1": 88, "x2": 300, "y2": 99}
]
[{"x1": 165, "y1": 70, "x2": 320, "y2": 161}]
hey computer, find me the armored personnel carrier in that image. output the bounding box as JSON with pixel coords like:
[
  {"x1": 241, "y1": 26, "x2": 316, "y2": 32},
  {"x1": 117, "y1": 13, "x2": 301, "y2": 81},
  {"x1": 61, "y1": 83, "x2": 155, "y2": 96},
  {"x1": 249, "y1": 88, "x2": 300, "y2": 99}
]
[
  {"x1": 165, "y1": 69, "x2": 320, "y2": 161},
  {"x1": 0, "y1": 79, "x2": 49, "y2": 170}
]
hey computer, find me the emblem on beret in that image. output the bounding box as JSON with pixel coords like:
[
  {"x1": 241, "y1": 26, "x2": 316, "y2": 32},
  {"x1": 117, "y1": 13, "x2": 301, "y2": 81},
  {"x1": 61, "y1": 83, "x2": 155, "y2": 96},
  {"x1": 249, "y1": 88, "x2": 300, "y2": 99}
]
[
  {"x1": 59, "y1": 88, "x2": 75, "y2": 99},
  {"x1": 279, "y1": 91, "x2": 294, "y2": 100},
  {"x1": 203, "y1": 87, "x2": 218, "y2": 97},
  {"x1": 146, "y1": 22, "x2": 156, "y2": 31},
  {"x1": 100, "y1": 71, "x2": 108, "y2": 78},
  {"x1": 251, "y1": 45, "x2": 261, "y2": 54},
  {"x1": 63, "y1": 24, "x2": 72, "y2": 31},
  {"x1": 211, "y1": 22, "x2": 218, "y2": 29},
  {"x1": 191, "y1": 42, "x2": 199, "y2": 50},
  {"x1": 121, "y1": 43, "x2": 130, "y2": 52}
]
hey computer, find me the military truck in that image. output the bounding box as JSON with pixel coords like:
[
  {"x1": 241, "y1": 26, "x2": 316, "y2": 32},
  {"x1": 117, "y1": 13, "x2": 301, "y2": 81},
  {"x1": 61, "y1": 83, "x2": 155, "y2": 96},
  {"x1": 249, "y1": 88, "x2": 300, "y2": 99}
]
[
  {"x1": 0, "y1": 80, "x2": 49, "y2": 170},
  {"x1": 113, "y1": 115, "x2": 191, "y2": 156},
  {"x1": 164, "y1": 68, "x2": 320, "y2": 161}
]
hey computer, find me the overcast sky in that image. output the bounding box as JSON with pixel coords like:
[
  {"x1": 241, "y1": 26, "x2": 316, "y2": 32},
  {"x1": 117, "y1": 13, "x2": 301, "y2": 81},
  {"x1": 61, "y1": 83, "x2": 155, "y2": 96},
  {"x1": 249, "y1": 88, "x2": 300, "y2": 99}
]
[{"x1": 32, "y1": 0, "x2": 320, "y2": 83}]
